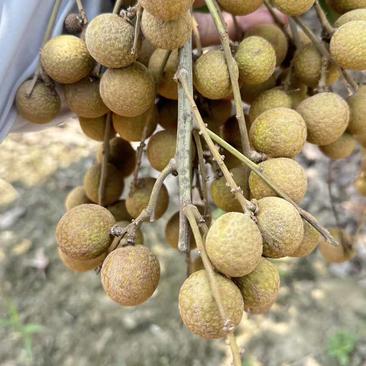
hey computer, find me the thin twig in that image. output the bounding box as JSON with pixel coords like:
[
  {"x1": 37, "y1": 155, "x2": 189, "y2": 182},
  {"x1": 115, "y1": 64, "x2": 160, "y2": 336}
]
[
  {"x1": 289, "y1": 18, "x2": 301, "y2": 49},
  {"x1": 206, "y1": 128, "x2": 340, "y2": 246},
  {"x1": 75, "y1": 0, "x2": 88, "y2": 24},
  {"x1": 113, "y1": 0, "x2": 123, "y2": 14},
  {"x1": 192, "y1": 15, "x2": 203, "y2": 56},
  {"x1": 26, "y1": 0, "x2": 62, "y2": 97},
  {"x1": 131, "y1": 125, "x2": 149, "y2": 190},
  {"x1": 131, "y1": 4, "x2": 142, "y2": 55},
  {"x1": 314, "y1": 0, "x2": 334, "y2": 37},
  {"x1": 184, "y1": 204, "x2": 241, "y2": 366}
]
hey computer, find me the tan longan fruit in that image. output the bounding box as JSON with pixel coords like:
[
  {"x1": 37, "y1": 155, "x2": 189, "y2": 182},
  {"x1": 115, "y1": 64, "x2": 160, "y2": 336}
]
[
  {"x1": 147, "y1": 130, "x2": 177, "y2": 171},
  {"x1": 64, "y1": 77, "x2": 108, "y2": 118},
  {"x1": 249, "y1": 88, "x2": 292, "y2": 123},
  {"x1": 328, "y1": 0, "x2": 366, "y2": 14},
  {"x1": 234, "y1": 258, "x2": 280, "y2": 314},
  {"x1": 217, "y1": 0, "x2": 263, "y2": 15},
  {"x1": 249, "y1": 158, "x2": 308, "y2": 203},
  {"x1": 319, "y1": 228, "x2": 356, "y2": 263},
  {"x1": 250, "y1": 108, "x2": 307, "y2": 158},
  {"x1": 335, "y1": 9, "x2": 366, "y2": 26},
  {"x1": 58, "y1": 248, "x2": 106, "y2": 272},
  {"x1": 96, "y1": 137, "x2": 136, "y2": 177},
  {"x1": 178, "y1": 270, "x2": 243, "y2": 339},
  {"x1": 206, "y1": 212, "x2": 263, "y2": 277},
  {"x1": 240, "y1": 75, "x2": 276, "y2": 104},
  {"x1": 101, "y1": 246, "x2": 160, "y2": 306},
  {"x1": 100, "y1": 62, "x2": 155, "y2": 117},
  {"x1": 141, "y1": 10, "x2": 192, "y2": 50},
  {"x1": 107, "y1": 200, "x2": 132, "y2": 222},
  {"x1": 190, "y1": 255, "x2": 204, "y2": 273},
  {"x1": 347, "y1": 85, "x2": 366, "y2": 135},
  {"x1": 288, "y1": 85, "x2": 309, "y2": 109},
  {"x1": 15, "y1": 80, "x2": 61, "y2": 124},
  {"x1": 210, "y1": 167, "x2": 246, "y2": 212},
  {"x1": 319, "y1": 133, "x2": 357, "y2": 160},
  {"x1": 158, "y1": 99, "x2": 178, "y2": 130},
  {"x1": 149, "y1": 49, "x2": 179, "y2": 100},
  {"x1": 79, "y1": 115, "x2": 115, "y2": 141},
  {"x1": 65, "y1": 186, "x2": 91, "y2": 211},
  {"x1": 355, "y1": 175, "x2": 366, "y2": 195},
  {"x1": 291, "y1": 220, "x2": 320, "y2": 257},
  {"x1": 126, "y1": 177, "x2": 169, "y2": 219},
  {"x1": 245, "y1": 24, "x2": 288, "y2": 66},
  {"x1": 296, "y1": 92, "x2": 350, "y2": 146},
  {"x1": 140, "y1": 0, "x2": 193, "y2": 20},
  {"x1": 272, "y1": 0, "x2": 315, "y2": 16},
  {"x1": 112, "y1": 104, "x2": 157, "y2": 142},
  {"x1": 85, "y1": 13, "x2": 137, "y2": 68},
  {"x1": 256, "y1": 197, "x2": 304, "y2": 258},
  {"x1": 83, "y1": 163, "x2": 124, "y2": 206},
  {"x1": 293, "y1": 44, "x2": 340, "y2": 87},
  {"x1": 56, "y1": 204, "x2": 115, "y2": 260},
  {"x1": 194, "y1": 49, "x2": 232, "y2": 100},
  {"x1": 137, "y1": 38, "x2": 156, "y2": 66},
  {"x1": 330, "y1": 21, "x2": 366, "y2": 70},
  {"x1": 41, "y1": 35, "x2": 94, "y2": 84},
  {"x1": 165, "y1": 211, "x2": 196, "y2": 249},
  {"x1": 235, "y1": 36, "x2": 276, "y2": 85}
]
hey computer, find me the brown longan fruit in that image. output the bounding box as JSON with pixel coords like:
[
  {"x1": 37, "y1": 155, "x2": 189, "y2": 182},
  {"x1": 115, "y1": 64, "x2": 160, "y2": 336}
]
[
  {"x1": 83, "y1": 163, "x2": 124, "y2": 206},
  {"x1": 272, "y1": 0, "x2": 315, "y2": 16},
  {"x1": 222, "y1": 116, "x2": 248, "y2": 148},
  {"x1": 56, "y1": 203, "x2": 115, "y2": 260},
  {"x1": 178, "y1": 270, "x2": 243, "y2": 339},
  {"x1": 256, "y1": 197, "x2": 304, "y2": 258},
  {"x1": 64, "y1": 186, "x2": 91, "y2": 211},
  {"x1": 100, "y1": 62, "x2": 155, "y2": 117},
  {"x1": 249, "y1": 158, "x2": 308, "y2": 203},
  {"x1": 335, "y1": 9, "x2": 366, "y2": 26},
  {"x1": 137, "y1": 38, "x2": 156, "y2": 66},
  {"x1": 206, "y1": 212, "x2": 263, "y2": 277},
  {"x1": 41, "y1": 35, "x2": 94, "y2": 84},
  {"x1": 328, "y1": 0, "x2": 366, "y2": 14},
  {"x1": 355, "y1": 174, "x2": 366, "y2": 195},
  {"x1": 64, "y1": 77, "x2": 108, "y2": 118},
  {"x1": 165, "y1": 211, "x2": 196, "y2": 249},
  {"x1": 234, "y1": 258, "x2": 280, "y2": 314},
  {"x1": 85, "y1": 13, "x2": 137, "y2": 68},
  {"x1": 58, "y1": 248, "x2": 106, "y2": 272},
  {"x1": 240, "y1": 75, "x2": 276, "y2": 104},
  {"x1": 79, "y1": 115, "x2": 115, "y2": 141},
  {"x1": 291, "y1": 220, "x2": 320, "y2": 258},
  {"x1": 319, "y1": 133, "x2": 357, "y2": 160},
  {"x1": 158, "y1": 99, "x2": 178, "y2": 130},
  {"x1": 206, "y1": 99, "x2": 233, "y2": 125},
  {"x1": 101, "y1": 246, "x2": 160, "y2": 306},
  {"x1": 347, "y1": 85, "x2": 366, "y2": 135},
  {"x1": 15, "y1": 80, "x2": 61, "y2": 124},
  {"x1": 140, "y1": 0, "x2": 193, "y2": 20},
  {"x1": 64, "y1": 13, "x2": 83, "y2": 35},
  {"x1": 126, "y1": 177, "x2": 169, "y2": 219},
  {"x1": 107, "y1": 200, "x2": 132, "y2": 222},
  {"x1": 217, "y1": 0, "x2": 263, "y2": 15}
]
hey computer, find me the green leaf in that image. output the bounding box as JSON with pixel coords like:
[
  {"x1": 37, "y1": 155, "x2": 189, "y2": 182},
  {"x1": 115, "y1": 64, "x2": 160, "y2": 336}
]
[{"x1": 23, "y1": 323, "x2": 43, "y2": 334}]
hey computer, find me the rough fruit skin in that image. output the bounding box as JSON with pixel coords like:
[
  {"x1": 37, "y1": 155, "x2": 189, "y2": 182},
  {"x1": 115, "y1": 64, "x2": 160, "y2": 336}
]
[
  {"x1": 328, "y1": 0, "x2": 366, "y2": 14},
  {"x1": 165, "y1": 211, "x2": 196, "y2": 249},
  {"x1": 178, "y1": 270, "x2": 243, "y2": 339},
  {"x1": 137, "y1": 38, "x2": 155, "y2": 66},
  {"x1": 56, "y1": 204, "x2": 115, "y2": 260},
  {"x1": 58, "y1": 248, "x2": 106, "y2": 272},
  {"x1": 85, "y1": 14, "x2": 137, "y2": 68},
  {"x1": 272, "y1": 0, "x2": 315, "y2": 16},
  {"x1": 330, "y1": 21, "x2": 366, "y2": 70},
  {"x1": 112, "y1": 105, "x2": 157, "y2": 142},
  {"x1": 41, "y1": 35, "x2": 94, "y2": 84},
  {"x1": 64, "y1": 78, "x2": 108, "y2": 118},
  {"x1": 347, "y1": 85, "x2": 366, "y2": 135},
  {"x1": 194, "y1": 50, "x2": 232, "y2": 100},
  {"x1": 296, "y1": 92, "x2": 350, "y2": 146},
  {"x1": 250, "y1": 108, "x2": 307, "y2": 158},
  {"x1": 249, "y1": 88, "x2": 292, "y2": 122},
  {"x1": 126, "y1": 177, "x2": 169, "y2": 219},
  {"x1": 101, "y1": 246, "x2": 160, "y2": 306},
  {"x1": 319, "y1": 133, "x2": 356, "y2": 160},
  {"x1": 140, "y1": 0, "x2": 193, "y2": 20},
  {"x1": 83, "y1": 163, "x2": 124, "y2": 205},
  {"x1": 100, "y1": 62, "x2": 155, "y2": 117},
  {"x1": 158, "y1": 99, "x2": 178, "y2": 130},
  {"x1": 249, "y1": 158, "x2": 308, "y2": 203},
  {"x1": 217, "y1": 0, "x2": 263, "y2": 15},
  {"x1": 240, "y1": 75, "x2": 276, "y2": 104},
  {"x1": 96, "y1": 137, "x2": 136, "y2": 177},
  {"x1": 245, "y1": 24, "x2": 288, "y2": 66},
  {"x1": 210, "y1": 167, "x2": 246, "y2": 212},
  {"x1": 65, "y1": 186, "x2": 91, "y2": 210},
  {"x1": 15, "y1": 81, "x2": 61, "y2": 124},
  {"x1": 64, "y1": 13, "x2": 83, "y2": 35},
  {"x1": 107, "y1": 200, "x2": 132, "y2": 222},
  {"x1": 206, "y1": 212, "x2": 263, "y2": 277},
  {"x1": 147, "y1": 130, "x2": 177, "y2": 171},
  {"x1": 293, "y1": 44, "x2": 340, "y2": 87},
  {"x1": 234, "y1": 258, "x2": 280, "y2": 314},
  {"x1": 291, "y1": 220, "x2": 320, "y2": 257},
  {"x1": 79, "y1": 115, "x2": 114, "y2": 141},
  {"x1": 335, "y1": 9, "x2": 366, "y2": 26},
  {"x1": 256, "y1": 197, "x2": 304, "y2": 258},
  {"x1": 141, "y1": 10, "x2": 192, "y2": 50},
  {"x1": 235, "y1": 36, "x2": 276, "y2": 85},
  {"x1": 149, "y1": 49, "x2": 179, "y2": 100}
]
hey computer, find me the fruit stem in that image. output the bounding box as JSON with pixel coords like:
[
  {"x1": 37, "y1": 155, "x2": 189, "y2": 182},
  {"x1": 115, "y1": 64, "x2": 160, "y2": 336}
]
[
  {"x1": 176, "y1": 38, "x2": 194, "y2": 253},
  {"x1": 204, "y1": 0, "x2": 251, "y2": 196},
  {"x1": 113, "y1": 0, "x2": 123, "y2": 14},
  {"x1": 192, "y1": 15, "x2": 203, "y2": 57},
  {"x1": 131, "y1": 125, "x2": 148, "y2": 191},
  {"x1": 206, "y1": 127, "x2": 340, "y2": 247},
  {"x1": 75, "y1": 0, "x2": 88, "y2": 25},
  {"x1": 288, "y1": 18, "x2": 301, "y2": 49},
  {"x1": 26, "y1": 0, "x2": 63, "y2": 97},
  {"x1": 183, "y1": 204, "x2": 242, "y2": 366},
  {"x1": 177, "y1": 69, "x2": 255, "y2": 214},
  {"x1": 98, "y1": 113, "x2": 112, "y2": 206},
  {"x1": 314, "y1": 0, "x2": 335, "y2": 37},
  {"x1": 131, "y1": 4, "x2": 142, "y2": 55}
]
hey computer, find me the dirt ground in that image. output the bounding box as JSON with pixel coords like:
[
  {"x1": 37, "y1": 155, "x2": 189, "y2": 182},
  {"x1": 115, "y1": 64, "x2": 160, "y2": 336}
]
[{"x1": 1, "y1": 120, "x2": 366, "y2": 366}]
